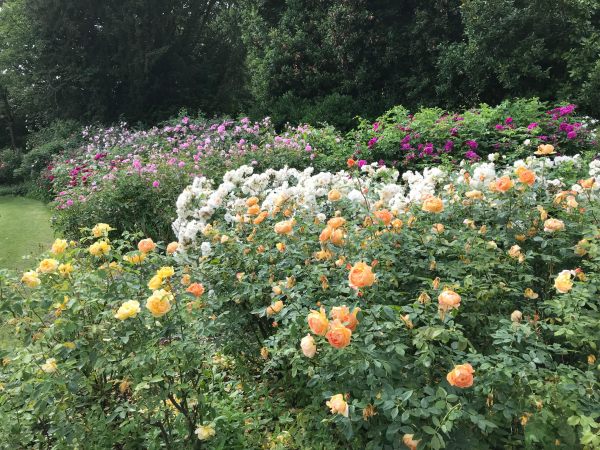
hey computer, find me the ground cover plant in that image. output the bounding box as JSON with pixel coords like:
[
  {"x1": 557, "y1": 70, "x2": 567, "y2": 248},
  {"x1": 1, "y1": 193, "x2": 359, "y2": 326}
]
[{"x1": 2, "y1": 143, "x2": 599, "y2": 449}]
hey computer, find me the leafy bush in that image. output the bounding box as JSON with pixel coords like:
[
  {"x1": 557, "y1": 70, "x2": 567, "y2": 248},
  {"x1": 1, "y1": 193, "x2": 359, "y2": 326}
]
[
  {"x1": 49, "y1": 116, "x2": 344, "y2": 241},
  {"x1": 172, "y1": 152, "x2": 600, "y2": 448},
  {"x1": 352, "y1": 99, "x2": 599, "y2": 172},
  {"x1": 0, "y1": 147, "x2": 22, "y2": 184},
  {"x1": 0, "y1": 230, "x2": 337, "y2": 449}
]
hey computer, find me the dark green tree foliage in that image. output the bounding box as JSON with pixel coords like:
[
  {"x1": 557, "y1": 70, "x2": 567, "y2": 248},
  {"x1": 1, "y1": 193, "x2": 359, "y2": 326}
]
[
  {"x1": 243, "y1": 0, "x2": 464, "y2": 128},
  {"x1": 436, "y1": 0, "x2": 600, "y2": 111},
  {"x1": 0, "y1": 0, "x2": 247, "y2": 127}
]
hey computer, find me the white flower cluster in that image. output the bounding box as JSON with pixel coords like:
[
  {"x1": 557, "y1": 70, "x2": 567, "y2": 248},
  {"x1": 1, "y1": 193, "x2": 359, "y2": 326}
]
[{"x1": 173, "y1": 154, "x2": 595, "y2": 248}]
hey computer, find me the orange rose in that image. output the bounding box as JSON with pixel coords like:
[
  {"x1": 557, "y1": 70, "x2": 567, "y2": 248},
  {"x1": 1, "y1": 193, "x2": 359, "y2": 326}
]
[
  {"x1": 246, "y1": 197, "x2": 259, "y2": 207},
  {"x1": 166, "y1": 242, "x2": 179, "y2": 255},
  {"x1": 138, "y1": 238, "x2": 156, "y2": 253},
  {"x1": 253, "y1": 211, "x2": 268, "y2": 225},
  {"x1": 327, "y1": 217, "x2": 346, "y2": 229},
  {"x1": 330, "y1": 305, "x2": 360, "y2": 331},
  {"x1": 186, "y1": 282, "x2": 205, "y2": 298},
  {"x1": 516, "y1": 168, "x2": 536, "y2": 186},
  {"x1": 266, "y1": 300, "x2": 284, "y2": 316},
  {"x1": 348, "y1": 262, "x2": 376, "y2": 289},
  {"x1": 326, "y1": 319, "x2": 352, "y2": 349},
  {"x1": 422, "y1": 196, "x2": 444, "y2": 213},
  {"x1": 534, "y1": 144, "x2": 555, "y2": 156},
  {"x1": 438, "y1": 289, "x2": 461, "y2": 311},
  {"x1": 330, "y1": 229, "x2": 345, "y2": 246},
  {"x1": 446, "y1": 363, "x2": 474, "y2": 388},
  {"x1": 328, "y1": 189, "x2": 342, "y2": 201},
  {"x1": 307, "y1": 307, "x2": 329, "y2": 335},
  {"x1": 495, "y1": 176, "x2": 514, "y2": 192},
  {"x1": 347, "y1": 158, "x2": 356, "y2": 168},
  {"x1": 319, "y1": 226, "x2": 333, "y2": 242},
  {"x1": 274, "y1": 220, "x2": 294, "y2": 235},
  {"x1": 374, "y1": 209, "x2": 393, "y2": 226},
  {"x1": 579, "y1": 178, "x2": 595, "y2": 189},
  {"x1": 247, "y1": 204, "x2": 260, "y2": 215}
]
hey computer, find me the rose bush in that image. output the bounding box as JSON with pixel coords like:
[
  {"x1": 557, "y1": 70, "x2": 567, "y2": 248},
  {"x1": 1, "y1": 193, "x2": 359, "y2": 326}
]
[
  {"x1": 0, "y1": 229, "x2": 334, "y2": 449},
  {"x1": 171, "y1": 149, "x2": 600, "y2": 448}
]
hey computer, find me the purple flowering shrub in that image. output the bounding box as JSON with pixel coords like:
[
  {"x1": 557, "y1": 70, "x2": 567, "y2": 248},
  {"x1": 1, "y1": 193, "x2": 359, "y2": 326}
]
[
  {"x1": 49, "y1": 116, "x2": 345, "y2": 240},
  {"x1": 353, "y1": 99, "x2": 598, "y2": 170}
]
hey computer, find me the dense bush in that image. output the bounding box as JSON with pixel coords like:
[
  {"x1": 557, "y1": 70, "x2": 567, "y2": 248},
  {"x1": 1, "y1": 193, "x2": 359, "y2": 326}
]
[
  {"x1": 47, "y1": 100, "x2": 599, "y2": 243},
  {"x1": 4, "y1": 149, "x2": 600, "y2": 448},
  {"x1": 48, "y1": 116, "x2": 346, "y2": 241},
  {"x1": 0, "y1": 231, "x2": 321, "y2": 449},
  {"x1": 173, "y1": 152, "x2": 600, "y2": 448},
  {"x1": 353, "y1": 99, "x2": 598, "y2": 171}
]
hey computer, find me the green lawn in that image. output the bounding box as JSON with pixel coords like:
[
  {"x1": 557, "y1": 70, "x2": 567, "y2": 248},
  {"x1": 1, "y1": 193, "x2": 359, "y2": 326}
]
[
  {"x1": 0, "y1": 196, "x2": 54, "y2": 350},
  {"x1": 0, "y1": 196, "x2": 54, "y2": 270}
]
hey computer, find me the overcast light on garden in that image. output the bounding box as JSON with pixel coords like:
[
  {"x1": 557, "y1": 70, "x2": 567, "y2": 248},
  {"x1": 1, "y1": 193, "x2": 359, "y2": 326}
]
[{"x1": 0, "y1": 1, "x2": 599, "y2": 449}]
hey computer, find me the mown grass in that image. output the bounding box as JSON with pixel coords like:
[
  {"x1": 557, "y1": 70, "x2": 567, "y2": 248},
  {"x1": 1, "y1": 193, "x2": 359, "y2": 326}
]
[
  {"x1": 0, "y1": 196, "x2": 54, "y2": 350},
  {"x1": 0, "y1": 196, "x2": 54, "y2": 271}
]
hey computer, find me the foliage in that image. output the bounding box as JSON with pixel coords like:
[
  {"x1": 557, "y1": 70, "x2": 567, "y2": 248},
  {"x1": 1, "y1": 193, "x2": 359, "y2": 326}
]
[
  {"x1": 0, "y1": 230, "x2": 338, "y2": 449},
  {"x1": 172, "y1": 153, "x2": 600, "y2": 448},
  {"x1": 48, "y1": 115, "x2": 345, "y2": 241},
  {"x1": 353, "y1": 99, "x2": 599, "y2": 172}
]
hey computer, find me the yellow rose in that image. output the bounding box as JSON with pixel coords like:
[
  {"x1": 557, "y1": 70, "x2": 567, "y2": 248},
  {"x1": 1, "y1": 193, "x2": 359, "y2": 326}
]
[
  {"x1": 326, "y1": 393, "x2": 349, "y2": 417},
  {"x1": 508, "y1": 245, "x2": 522, "y2": 259},
  {"x1": 166, "y1": 242, "x2": 179, "y2": 255},
  {"x1": 327, "y1": 217, "x2": 346, "y2": 229},
  {"x1": 534, "y1": 144, "x2": 555, "y2": 156},
  {"x1": 146, "y1": 289, "x2": 173, "y2": 317},
  {"x1": 38, "y1": 258, "x2": 59, "y2": 274},
  {"x1": 194, "y1": 424, "x2": 216, "y2": 441},
  {"x1": 89, "y1": 240, "x2": 110, "y2": 257},
  {"x1": 92, "y1": 223, "x2": 112, "y2": 238},
  {"x1": 41, "y1": 358, "x2": 58, "y2": 373},
  {"x1": 524, "y1": 288, "x2": 539, "y2": 299},
  {"x1": 123, "y1": 252, "x2": 146, "y2": 264},
  {"x1": 115, "y1": 300, "x2": 141, "y2": 320},
  {"x1": 157, "y1": 266, "x2": 175, "y2": 279},
  {"x1": 58, "y1": 263, "x2": 74, "y2": 277},
  {"x1": 554, "y1": 270, "x2": 573, "y2": 293},
  {"x1": 148, "y1": 275, "x2": 163, "y2": 290},
  {"x1": 21, "y1": 270, "x2": 41, "y2": 288},
  {"x1": 422, "y1": 196, "x2": 444, "y2": 213},
  {"x1": 51, "y1": 239, "x2": 68, "y2": 255},
  {"x1": 181, "y1": 274, "x2": 191, "y2": 286},
  {"x1": 465, "y1": 190, "x2": 483, "y2": 200}
]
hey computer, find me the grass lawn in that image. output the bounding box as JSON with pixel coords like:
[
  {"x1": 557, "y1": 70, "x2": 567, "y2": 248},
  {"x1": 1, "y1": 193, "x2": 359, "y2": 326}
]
[
  {"x1": 0, "y1": 196, "x2": 54, "y2": 351},
  {"x1": 0, "y1": 196, "x2": 54, "y2": 271}
]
